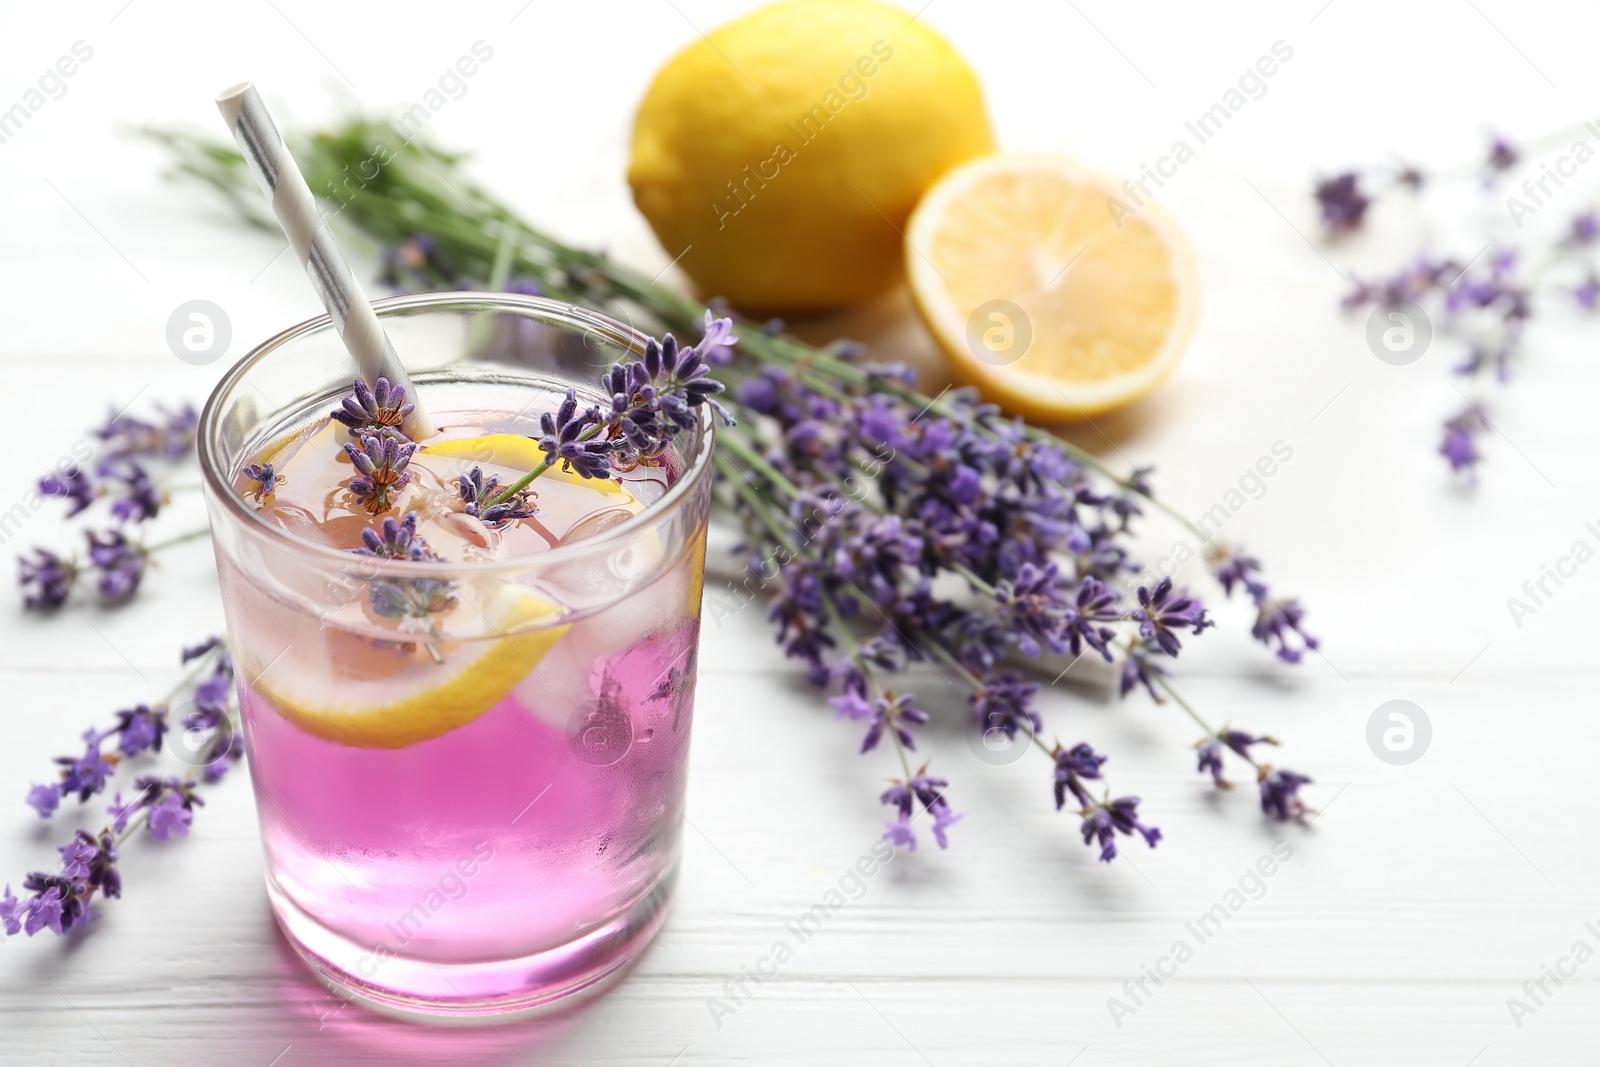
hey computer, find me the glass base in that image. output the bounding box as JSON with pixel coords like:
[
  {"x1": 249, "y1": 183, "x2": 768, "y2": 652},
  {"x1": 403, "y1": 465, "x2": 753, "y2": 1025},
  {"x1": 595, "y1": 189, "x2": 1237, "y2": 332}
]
[{"x1": 267, "y1": 862, "x2": 677, "y2": 1020}]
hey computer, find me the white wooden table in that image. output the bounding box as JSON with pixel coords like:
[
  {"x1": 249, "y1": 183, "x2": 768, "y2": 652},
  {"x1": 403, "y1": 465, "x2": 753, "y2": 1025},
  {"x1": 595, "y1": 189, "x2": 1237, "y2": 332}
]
[{"x1": 4, "y1": 1, "x2": 1599, "y2": 1062}]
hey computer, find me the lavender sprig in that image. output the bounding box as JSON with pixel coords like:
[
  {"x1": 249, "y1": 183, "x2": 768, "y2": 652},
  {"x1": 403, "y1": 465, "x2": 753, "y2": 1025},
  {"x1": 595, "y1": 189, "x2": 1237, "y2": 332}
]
[
  {"x1": 329, "y1": 376, "x2": 414, "y2": 438},
  {"x1": 343, "y1": 432, "x2": 415, "y2": 514},
  {"x1": 39, "y1": 402, "x2": 196, "y2": 522},
  {"x1": 456, "y1": 466, "x2": 534, "y2": 524},
  {"x1": 1315, "y1": 129, "x2": 1600, "y2": 478},
  {"x1": 95, "y1": 403, "x2": 197, "y2": 462},
  {"x1": 348, "y1": 512, "x2": 456, "y2": 660},
  {"x1": 241, "y1": 462, "x2": 281, "y2": 504},
  {"x1": 19, "y1": 527, "x2": 211, "y2": 612},
  {"x1": 481, "y1": 321, "x2": 735, "y2": 508},
  {"x1": 5, "y1": 640, "x2": 237, "y2": 939}
]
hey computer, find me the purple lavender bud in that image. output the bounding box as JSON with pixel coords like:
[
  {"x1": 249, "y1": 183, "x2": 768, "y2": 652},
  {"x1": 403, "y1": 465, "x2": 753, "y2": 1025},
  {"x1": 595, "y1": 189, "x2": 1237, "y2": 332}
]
[
  {"x1": 1080, "y1": 796, "x2": 1161, "y2": 862},
  {"x1": 1485, "y1": 136, "x2": 1518, "y2": 176},
  {"x1": 106, "y1": 461, "x2": 162, "y2": 523},
  {"x1": 114, "y1": 704, "x2": 167, "y2": 757},
  {"x1": 85, "y1": 530, "x2": 145, "y2": 602},
  {"x1": 0, "y1": 885, "x2": 21, "y2": 936},
  {"x1": 18, "y1": 549, "x2": 77, "y2": 611},
  {"x1": 39, "y1": 466, "x2": 96, "y2": 516},
  {"x1": 883, "y1": 814, "x2": 917, "y2": 851},
  {"x1": 1133, "y1": 578, "x2": 1212, "y2": 657},
  {"x1": 147, "y1": 791, "x2": 193, "y2": 841},
  {"x1": 241, "y1": 462, "x2": 281, "y2": 504},
  {"x1": 1314, "y1": 172, "x2": 1370, "y2": 234},
  {"x1": 25, "y1": 783, "x2": 60, "y2": 819},
  {"x1": 1053, "y1": 742, "x2": 1107, "y2": 812},
  {"x1": 1259, "y1": 768, "x2": 1313, "y2": 822},
  {"x1": 330, "y1": 376, "x2": 415, "y2": 438},
  {"x1": 343, "y1": 433, "x2": 414, "y2": 514}
]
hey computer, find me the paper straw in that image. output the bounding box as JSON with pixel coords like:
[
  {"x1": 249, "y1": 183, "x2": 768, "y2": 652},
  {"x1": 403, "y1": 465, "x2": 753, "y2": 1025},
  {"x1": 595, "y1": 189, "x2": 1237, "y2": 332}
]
[{"x1": 214, "y1": 82, "x2": 434, "y2": 439}]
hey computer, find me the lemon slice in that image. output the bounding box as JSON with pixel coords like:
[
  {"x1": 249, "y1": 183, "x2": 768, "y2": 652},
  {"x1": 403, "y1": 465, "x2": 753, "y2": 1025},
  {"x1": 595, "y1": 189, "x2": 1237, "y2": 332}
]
[
  {"x1": 906, "y1": 153, "x2": 1199, "y2": 421},
  {"x1": 245, "y1": 587, "x2": 569, "y2": 749},
  {"x1": 421, "y1": 434, "x2": 626, "y2": 495}
]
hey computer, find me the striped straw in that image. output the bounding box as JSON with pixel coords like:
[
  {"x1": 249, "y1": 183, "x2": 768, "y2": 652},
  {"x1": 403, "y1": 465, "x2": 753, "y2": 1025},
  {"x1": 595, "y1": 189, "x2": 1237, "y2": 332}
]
[{"x1": 214, "y1": 82, "x2": 434, "y2": 439}]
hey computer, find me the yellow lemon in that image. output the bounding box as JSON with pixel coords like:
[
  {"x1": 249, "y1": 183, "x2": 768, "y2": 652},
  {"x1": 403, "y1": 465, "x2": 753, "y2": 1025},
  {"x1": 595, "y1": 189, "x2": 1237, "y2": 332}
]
[
  {"x1": 905, "y1": 154, "x2": 1200, "y2": 421},
  {"x1": 628, "y1": 0, "x2": 992, "y2": 311},
  {"x1": 420, "y1": 433, "x2": 627, "y2": 495},
  {"x1": 245, "y1": 586, "x2": 568, "y2": 749}
]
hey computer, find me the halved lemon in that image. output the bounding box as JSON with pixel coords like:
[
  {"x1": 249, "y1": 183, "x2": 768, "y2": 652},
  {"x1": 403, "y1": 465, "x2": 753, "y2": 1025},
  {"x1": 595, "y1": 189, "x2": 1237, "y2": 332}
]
[
  {"x1": 905, "y1": 153, "x2": 1199, "y2": 421},
  {"x1": 243, "y1": 586, "x2": 568, "y2": 749},
  {"x1": 420, "y1": 434, "x2": 627, "y2": 495}
]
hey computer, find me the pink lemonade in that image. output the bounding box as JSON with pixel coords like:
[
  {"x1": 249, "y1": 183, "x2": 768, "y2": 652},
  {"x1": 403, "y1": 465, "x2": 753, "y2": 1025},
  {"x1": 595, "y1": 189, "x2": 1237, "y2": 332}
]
[{"x1": 208, "y1": 369, "x2": 710, "y2": 1015}]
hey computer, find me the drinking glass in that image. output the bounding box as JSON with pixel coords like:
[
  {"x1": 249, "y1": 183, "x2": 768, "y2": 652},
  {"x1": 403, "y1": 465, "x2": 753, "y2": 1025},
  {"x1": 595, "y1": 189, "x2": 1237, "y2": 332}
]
[{"x1": 198, "y1": 293, "x2": 713, "y2": 1016}]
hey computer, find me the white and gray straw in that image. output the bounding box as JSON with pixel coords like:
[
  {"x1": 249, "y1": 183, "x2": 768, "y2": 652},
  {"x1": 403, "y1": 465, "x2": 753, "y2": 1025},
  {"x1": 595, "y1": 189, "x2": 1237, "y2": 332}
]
[{"x1": 214, "y1": 82, "x2": 434, "y2": 439}]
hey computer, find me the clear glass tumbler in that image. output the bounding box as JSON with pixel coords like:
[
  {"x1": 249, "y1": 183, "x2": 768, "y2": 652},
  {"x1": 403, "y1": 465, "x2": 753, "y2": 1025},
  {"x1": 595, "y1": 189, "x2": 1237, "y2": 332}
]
[{"x1": 198, "y1": 293, "x2": 713, "y2": 1016}]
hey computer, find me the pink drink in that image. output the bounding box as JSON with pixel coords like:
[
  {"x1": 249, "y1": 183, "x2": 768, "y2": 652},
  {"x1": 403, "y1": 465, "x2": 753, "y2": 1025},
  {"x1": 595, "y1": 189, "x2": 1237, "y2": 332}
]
[{"x1": 200, "y1": 296, "x2": 713, "y2": 1016}]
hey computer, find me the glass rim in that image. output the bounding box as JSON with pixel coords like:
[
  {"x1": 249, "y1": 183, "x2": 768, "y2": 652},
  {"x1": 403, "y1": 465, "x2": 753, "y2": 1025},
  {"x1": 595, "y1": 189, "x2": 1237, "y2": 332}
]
[{"x1": 198, "y1": 291, "x2": 715, "y2": 579}]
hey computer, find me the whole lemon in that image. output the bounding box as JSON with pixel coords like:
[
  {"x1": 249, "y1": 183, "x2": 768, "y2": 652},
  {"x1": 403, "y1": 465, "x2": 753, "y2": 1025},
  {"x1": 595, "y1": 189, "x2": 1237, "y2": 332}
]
[{"x1": 628, "y1": 0, "x2": 993, "y2": 312}]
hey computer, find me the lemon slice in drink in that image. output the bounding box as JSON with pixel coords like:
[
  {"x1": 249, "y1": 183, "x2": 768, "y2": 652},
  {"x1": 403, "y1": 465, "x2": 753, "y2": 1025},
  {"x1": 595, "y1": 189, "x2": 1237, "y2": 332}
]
[
  {"x1": 245, "y1": 586, "x2": 568, "y2": 749},
  {"x1": 906, "y1": 153, "x2": 1199, "y2": 421},
  {"x1": 421, "y1": 434, "x2": 627, "y2": 494}
]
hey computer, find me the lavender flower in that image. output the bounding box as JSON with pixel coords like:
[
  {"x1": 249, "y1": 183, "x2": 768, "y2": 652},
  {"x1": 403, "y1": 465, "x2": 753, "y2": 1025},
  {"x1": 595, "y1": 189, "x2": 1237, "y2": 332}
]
[
  {"x1": 1053, "y1": 742, "x2": 1108, "y2": 811},
  {"x1": 349, "y1": 512, "x2": 456, "y2": 628},
  {"x1": 969, "y1": 671, "x2": 1041, "y2": 740},
  {"x1": 880, "y1": 770, "x2": 962, "y2": 851},
  {"x1": 1484, "y1": 135, "x2": 1518, "y2": 180},
  {"x1": 105, "y1": 461, "x2": 163, "y2": 523},
  {"x1": 1196, "y1": 730, "x2": 1277, "y2": 787},
  {"x1": 1440, "y1": 404, "x2": 1488, "y2": 474},
  {"x1": 537, "y1": 389, "x2": 611, "y2": 480},
  {"x1": 344, "y1": 432, "x2": 415, "y2": 513},
  {"x1": 859, "y1": 691, "x2": 929, "y2": 754},
  {"x1": 1576, "y1": 273, "x2": 1599, "y2": 310},
  {"x1": 510, "y1": 319, "x2": 737, "y2": 494},
  {"x1": 456, "y1": 466, "x2": 533, "y2": 524},
  {"x1": 27, "y1": 640, "x2": 230, "y2": 821},
  {"x1": 1132, "y1": 578, "x2": 1211, "y2": 656},
  {"x1": 241, "y1": 462, "x2": 281, "y2": 504},
  {"x1": 147, "y1": 790, "x2": 195, "y2": 841},
  {"x1": 95, "y1": 404, "x2": 197, "y2": 461},
  {"x1": 25, "y1": 783, "x2": 60, "y2": 818},
  {"x1": 113, "y1": 705, "x2": 167, "y2": 757},
  {"x1": 1080, "y1": 797, "x2": 1161, "y2": 863},
  {"x1": 1259, "y1": 768, "x2": 1313, "y2": 822},
  {"x1": 1118, "y1": 639, "x2": 1166, "y2": 702},
  {"x1": 86, "y1": 530, "x2": 145, "y2": 602},
  {"x1": 1207, "y1": 546, "x2": 1318, "y2": 663},
  {"x1": 1314, "y1": 173, "x2": 1370, "y2": 234},
  {"x1": 352, "y1": 511, "x2": 429, "y2": 561},
  {"x1": 7, "y1": 640, "x2": 235, "y2": 938},
  {"x1": 330, "y1": 377, "x2": 414, "y2": 439},
  {"x1": 1571, "y1": 212, "x2": 1598, "y2": 245},
  {"x1": 18, "y1": 549, "x2": 77, "y2": 610},
  {"x1": 39, "y1": 466, "x2": 95, "y2": 516}
]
